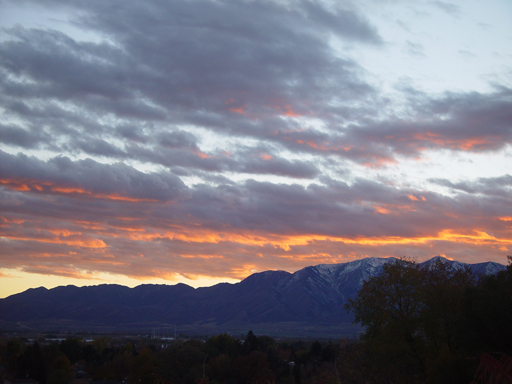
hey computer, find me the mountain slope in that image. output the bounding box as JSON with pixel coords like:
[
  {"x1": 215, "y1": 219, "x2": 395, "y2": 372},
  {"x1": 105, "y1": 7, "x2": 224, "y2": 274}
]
[{"x1": 0, "y1": 256, "x2": 506, "y2": 329}]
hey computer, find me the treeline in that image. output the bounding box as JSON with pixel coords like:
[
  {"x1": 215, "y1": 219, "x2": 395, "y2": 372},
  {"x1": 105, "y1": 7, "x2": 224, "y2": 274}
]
[
  {"x1": 345, "y1": 256, "x2": 512, "y2": 384},
  {"x1": 1, "y1": 331, "x2": 360, "y2": 384}
]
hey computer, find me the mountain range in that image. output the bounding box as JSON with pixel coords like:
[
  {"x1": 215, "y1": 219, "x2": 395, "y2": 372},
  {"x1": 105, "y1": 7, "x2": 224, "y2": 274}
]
[{"x1": 0, "y1": 256, "x2": 506, "y2": 333}]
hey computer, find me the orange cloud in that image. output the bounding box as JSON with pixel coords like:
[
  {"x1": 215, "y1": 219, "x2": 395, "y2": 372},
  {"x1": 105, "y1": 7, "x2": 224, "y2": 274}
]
[
  {"x1": 369, "y1": 203, "x2": 416, "y2": 215},
  {"x1": 83, "y1": 222, "x2": 512, "y2": 252},
  {"x1": 259, "y1": 153, "x2": 273, "y2": 160},
  {"x1": 274, "y1": 104, "x2": 302, "y2": 117},
  {"x1": 5, "y1": 208, "x2": 511, "y2": 257},
  {"x1": 229, "y1": 264, "x2": 260, "y2": 279},
  {"x1": 0, "y1": 216, "x2": 24, "y2": 226},
  {"x1": 3, "y1": 198, "x2": 511, "y2": 286},
  {"x1": 3, "y1": 220, "x2": 510, "y2": 285},
  {"x1": 194, "y1": 150, "x2": 214, "y2": 159},
  {"x1": 47, "y1": 229, "x2": 83, "y2": 237},
  {"x1": 11, "y1": 183, "x2": 31, "y2": 191},
  {"x1": 3, "y1": 233, "x2": 106, "y2": 248},
  {"x1": 0, "y1": 270, "x2": 17, "y2": 278},
  {"x1": 51, "y1": 186, "x2": 88, "y2": 194},
  {"x1": 1, "y1": 178, "x2": 159, "y2": 202},
  {"x1": 457, "y1": 137, "x2": 495, "y2": 150},
  {"x1": 413, "y1": 132, "x2": 496, "y2": 151},
  {"x1": 180, "y1": 254, "x2": 225, "y2": 259},
  {"x1": 20, "y1": 265, "x2": 104, "y2": 280},
  {"x1": 229, "y1": 106, "x2": 246, "y2": 114},
  {"x1": 408, "y1": 195, "x2": 427, "y2": 201},
  {"x1": 225, "y1": 98, "x2": 250, "y2": 115},
  {"x1": 361, "y1": 157, "x2": 398, "y2": 168},
  {"x1": 373, "y1": 205, "x2": 391, "y2": 214},
  {"x1": 73, "y1": 220, "x2": 106, "y2": 230}
]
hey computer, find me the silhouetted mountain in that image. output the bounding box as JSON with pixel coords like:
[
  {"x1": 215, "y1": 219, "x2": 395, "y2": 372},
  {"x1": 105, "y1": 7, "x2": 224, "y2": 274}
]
[{"x1": 0, "y1": 256, "x2": 506, "y2": 330}]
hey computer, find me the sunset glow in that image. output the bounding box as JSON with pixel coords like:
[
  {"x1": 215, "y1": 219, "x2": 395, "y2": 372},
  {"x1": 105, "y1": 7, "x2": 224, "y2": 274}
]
[{"x1": 0, "y1": 0, "x2": 511, "y2": 298}]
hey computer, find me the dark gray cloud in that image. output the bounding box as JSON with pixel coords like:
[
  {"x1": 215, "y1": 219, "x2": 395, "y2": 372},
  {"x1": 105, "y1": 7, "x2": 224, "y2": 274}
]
[
  {"x1": 2, "y1": 0, "x2": 508, "y2": 170},
  {"x1": 329, "y1": 87, "x2": 512, "y2": 164},
  {"x1": 0, "y1": 0, "x2": 381, "y2": 164},
  {"x1": 0, "y1": 150, "x2": 185, "y2": 201},
  {"x1": 0, "y1": 124, "x2": 46, "y2": 148}
]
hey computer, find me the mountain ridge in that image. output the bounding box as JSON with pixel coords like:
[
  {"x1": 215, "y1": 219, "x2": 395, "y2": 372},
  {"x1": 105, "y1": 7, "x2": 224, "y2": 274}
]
[{"x1": 0, "y1": 256, "x2": 506, "y2": 331}]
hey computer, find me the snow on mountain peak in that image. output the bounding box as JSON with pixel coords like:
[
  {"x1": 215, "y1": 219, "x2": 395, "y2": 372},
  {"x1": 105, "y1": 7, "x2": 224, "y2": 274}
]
[{"x1": 314, "y1": 263, "x2": 341, "y2": 275}]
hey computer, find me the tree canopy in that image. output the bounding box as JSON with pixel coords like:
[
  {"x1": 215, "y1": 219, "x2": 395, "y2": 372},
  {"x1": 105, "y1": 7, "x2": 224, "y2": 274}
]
[{"x1": 345, "y1": 256, "x2": 512, "y2": 384}]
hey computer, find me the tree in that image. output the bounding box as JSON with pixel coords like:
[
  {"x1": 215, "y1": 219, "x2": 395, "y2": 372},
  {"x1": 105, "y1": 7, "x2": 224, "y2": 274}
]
[
  {"x1": 48, "y1": 355, "x2": 73, "y2": 384},
  {"x1": 128, "y1": 347, "x2": 157, "y2": 384},
  {"x1": 345, "y1": 258, "x2": 423, "y2": 343},
  {"x1": 205, "y1": 333, "x2": 240, "y2": 357},
  {"x1": 242, "y1": 330, "x2": 259, "y2": 354},
  {"x1": 420, "y1": 258, "x2": 475, "y2": 354},
  {"x1": 15, "y1": 342, "x2": 46, "y2": 383},
  {"x1": 460, "y1": 255, "x2": 512, "y2": 355},
  {"x1": 233, "y1": 351, "x2": 274, "y2": 384},
  {"x1": 345, "y1": 257, "x2": 478, "y2": 384},
  {"x1": 157, "y1": 341, "x2": 204, "y2": 384},
  {"x1": 60, "y1": 337, "x2": 83, "y2": 364}
]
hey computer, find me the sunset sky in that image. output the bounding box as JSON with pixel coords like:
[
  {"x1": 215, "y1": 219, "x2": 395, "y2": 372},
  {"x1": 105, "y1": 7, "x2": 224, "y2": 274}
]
[{"x1": 1, "y1": 0, "x2": 511, "y2": 298}]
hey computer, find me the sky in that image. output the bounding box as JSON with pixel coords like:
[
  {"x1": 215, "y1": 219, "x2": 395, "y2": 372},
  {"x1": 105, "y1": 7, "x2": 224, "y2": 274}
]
[{"x1": 0, "y1": 0, "x2": 511, "y2": 298}]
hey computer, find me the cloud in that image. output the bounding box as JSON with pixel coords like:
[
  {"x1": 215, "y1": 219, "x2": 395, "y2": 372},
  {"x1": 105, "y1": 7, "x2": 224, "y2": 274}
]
[
  {"x1": 1, "y1": 150, "x2": 511, "y2": 282},
  {"x1": 0, "y1": 0, "x2": 511, "y2": 286},
  {"x1": 430, "y1": 175, "x2": 512, "y2": 199},
  {"x1": 405, "y1": 41, "x2": 426, "y2": 57},
  {"x1": 298, "y1": 0, "x2": 383, "y2": 44},
  {"x1": 0, "y1": 150, "x2": 186, "y2": 202},
  {"x1": 332, "y1": 88, "x2": 512, "y2": 164},
  {"x1": 2, "y1": 0, "x2": 508, "y2": 170},
  {"x1": 0, "y1": 124, "x2": 46, "y2": 148},
  {"x1": 0, "y1": 0, "x2": 380, "y2": 170},
  {"x1": 429, "y1": 1, "x2": 461, "y2": 17}
]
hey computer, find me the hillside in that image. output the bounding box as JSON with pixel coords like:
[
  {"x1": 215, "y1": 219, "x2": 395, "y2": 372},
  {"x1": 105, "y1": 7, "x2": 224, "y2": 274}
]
[{"x1": 0, "y1": 256, "x2": 505, "y2": 333}]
